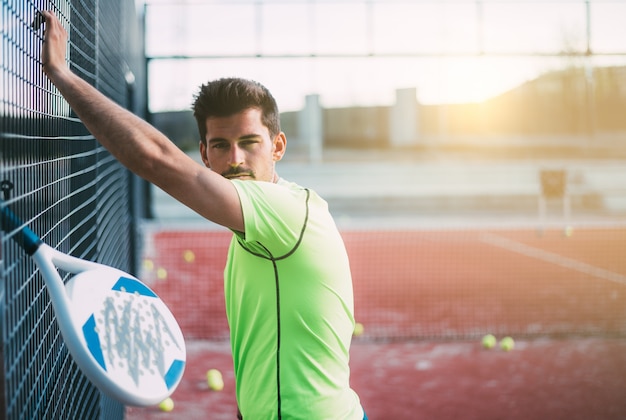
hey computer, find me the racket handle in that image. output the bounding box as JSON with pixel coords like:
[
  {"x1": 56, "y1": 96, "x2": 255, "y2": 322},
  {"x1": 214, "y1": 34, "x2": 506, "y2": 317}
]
[{"x1": 1, "y1": 202, "x2": 43, "y2": 256}]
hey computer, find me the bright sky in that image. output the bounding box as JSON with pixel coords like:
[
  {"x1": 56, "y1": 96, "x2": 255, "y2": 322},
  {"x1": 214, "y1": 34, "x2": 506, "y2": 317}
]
[{"x1": 140, "y1": 0, "x2": 626, "y2": 113}]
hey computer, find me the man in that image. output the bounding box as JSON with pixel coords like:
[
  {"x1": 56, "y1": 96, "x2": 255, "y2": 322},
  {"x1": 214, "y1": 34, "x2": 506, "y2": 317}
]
[{"x1": 39, "y1": 11, "x2": 365, "y2": 419}]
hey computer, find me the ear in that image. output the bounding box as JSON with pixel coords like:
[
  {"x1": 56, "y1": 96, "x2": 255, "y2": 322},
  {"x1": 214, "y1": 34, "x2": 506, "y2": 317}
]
[
  {"x1": 272, "y1": 132, "x2": 287, "y2": 162},
  {"x1": 199, "y1": 141, "x2": 210, "y2": 167}
]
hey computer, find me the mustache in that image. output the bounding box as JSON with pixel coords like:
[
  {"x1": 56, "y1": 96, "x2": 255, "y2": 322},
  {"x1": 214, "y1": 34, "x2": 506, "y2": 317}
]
[{"x1": 221, "y1": 167, "x2": 255, "y2": 179}]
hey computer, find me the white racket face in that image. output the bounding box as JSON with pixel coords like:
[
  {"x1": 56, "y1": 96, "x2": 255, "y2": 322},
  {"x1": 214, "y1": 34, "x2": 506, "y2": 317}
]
[{"x1": 64, "y1": 269, "x2": 186, "y2": 406}]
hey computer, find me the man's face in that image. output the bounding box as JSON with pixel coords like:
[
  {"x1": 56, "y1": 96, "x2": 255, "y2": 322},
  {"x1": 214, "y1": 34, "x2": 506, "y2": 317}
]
[{"x1": 200, "y1": 108, "x2": 286, "y2": 182}]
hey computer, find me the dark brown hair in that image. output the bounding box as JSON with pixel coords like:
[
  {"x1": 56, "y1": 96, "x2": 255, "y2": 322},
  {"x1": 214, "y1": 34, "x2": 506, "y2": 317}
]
[{"x1": 192, "y1": 77, "x2": 281, "y2": 144}]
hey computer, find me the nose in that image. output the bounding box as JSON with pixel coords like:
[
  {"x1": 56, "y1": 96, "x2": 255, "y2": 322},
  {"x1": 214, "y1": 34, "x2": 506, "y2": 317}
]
[{"x1": 227, "y1": 144, "x2": 244, "y2": 167}]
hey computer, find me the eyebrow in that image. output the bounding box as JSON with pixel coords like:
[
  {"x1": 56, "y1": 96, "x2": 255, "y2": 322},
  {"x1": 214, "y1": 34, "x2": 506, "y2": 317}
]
[{"x1": 208, "y1": 134, "x2": 262, "y2": 144}]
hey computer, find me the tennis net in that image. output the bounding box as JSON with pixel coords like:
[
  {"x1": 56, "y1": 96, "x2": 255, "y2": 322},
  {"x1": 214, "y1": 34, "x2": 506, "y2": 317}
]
[{"x1": 139, "y1": 217, "x2": 626, "y2": 342}]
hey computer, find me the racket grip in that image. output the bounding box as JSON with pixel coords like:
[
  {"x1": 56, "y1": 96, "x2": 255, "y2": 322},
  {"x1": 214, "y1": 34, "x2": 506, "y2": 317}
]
[{"x1": 1, "y1": 203, "x2": 43, "y2": 255}]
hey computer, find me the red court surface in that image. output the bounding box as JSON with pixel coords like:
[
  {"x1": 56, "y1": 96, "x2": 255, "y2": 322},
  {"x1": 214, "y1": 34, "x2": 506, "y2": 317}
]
[
  {"x1": 126, "y1": 338, "x2": 626, "y2": 419},
  {"x1": 127, "y1": 225, "x2": 626, "y2": 418},
  {"x1": 139, "y1": 226, "x2": 626, "y2": 341}
]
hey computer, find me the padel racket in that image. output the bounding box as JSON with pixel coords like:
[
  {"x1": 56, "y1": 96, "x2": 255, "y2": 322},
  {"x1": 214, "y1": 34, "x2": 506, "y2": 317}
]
[{"x1": 0, "y1": 198, "x2": 186, "y2": 406}]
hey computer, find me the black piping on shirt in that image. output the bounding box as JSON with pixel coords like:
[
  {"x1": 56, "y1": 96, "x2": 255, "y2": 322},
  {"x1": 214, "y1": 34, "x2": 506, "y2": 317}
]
[{"x1": 236, "y1": 189, "x2": 311, "y2": 419}]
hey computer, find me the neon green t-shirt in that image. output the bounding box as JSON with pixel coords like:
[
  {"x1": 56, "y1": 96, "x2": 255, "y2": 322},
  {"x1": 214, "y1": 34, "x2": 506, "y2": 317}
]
[{"x1": 226, "y1": 178, "x2": 362, "y2": 420}]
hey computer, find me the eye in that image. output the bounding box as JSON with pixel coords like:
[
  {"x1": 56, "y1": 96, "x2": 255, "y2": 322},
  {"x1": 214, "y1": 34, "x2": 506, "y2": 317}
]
[
  {"x1": 210, "y1": 141, "x2": 229, "y2": 150},
  {"x1": 240, "y1": 138, "x2": 260, "y2": 148}
]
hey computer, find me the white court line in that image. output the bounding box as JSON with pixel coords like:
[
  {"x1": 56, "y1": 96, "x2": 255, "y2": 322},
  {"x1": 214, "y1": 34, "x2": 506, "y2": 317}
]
[{"x1": 480, "y1": 233, "x2": 626, "y2": 286}]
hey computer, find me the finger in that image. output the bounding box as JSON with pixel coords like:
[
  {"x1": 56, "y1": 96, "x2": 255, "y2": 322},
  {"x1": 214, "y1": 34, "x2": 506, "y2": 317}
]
[
  {"x1": 38, "y1": 11, "x2": 60, "y2": 47},
  {"x1": 41, "y1": 10, "x2": 56, "y2": 30},
  {"x1": 40, "y1": 11, "x2": 66, "y2": 37},
  {"x1": 31, "y1": 11, "x2": 46, "y2": 30}
]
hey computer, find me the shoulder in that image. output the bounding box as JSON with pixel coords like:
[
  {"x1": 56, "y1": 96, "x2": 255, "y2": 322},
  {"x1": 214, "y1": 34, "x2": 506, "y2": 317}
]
[
  {"x1": 232, "y1": 178, "x2": 309, "y2": 201},
  {"x1": 231, "y1": 179, "x2": 311, "y2": 251}
]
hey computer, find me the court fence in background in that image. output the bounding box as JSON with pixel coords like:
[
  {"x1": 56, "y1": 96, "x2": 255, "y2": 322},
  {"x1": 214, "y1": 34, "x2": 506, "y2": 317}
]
[{"x1": 140, "y1": 221, "x2": 626, "y2": 343}]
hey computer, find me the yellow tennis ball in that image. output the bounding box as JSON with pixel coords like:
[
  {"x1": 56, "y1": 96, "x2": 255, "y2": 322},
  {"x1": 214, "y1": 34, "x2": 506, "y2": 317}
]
[
  {"x1": 564, "y1": 226, "x2": 574, "y2": 237},
  {"x1": 158, "y1": 397, "x2": 174, "y2": 412},
  {"x1": 183, "y1": 250, "x2": 195, "y2": 263},
  {"x1": 500, "y1": 336, "x2": 515, "y2": 351},
  {"x1": 353, "y1": 322, "x2": 364, "y2": 337},
  {"x1": 156, "y1": 267, "x2": 167, "y2": 280},
  {"x1": 481, "y1": 334, "x2": 497, "y2": 349},
  {"x1": 143, "y1": 259, "x2": 154, "y2": 271},
  {"x1": 207, "y1": 369, "x2": 224, "y2": 391}
]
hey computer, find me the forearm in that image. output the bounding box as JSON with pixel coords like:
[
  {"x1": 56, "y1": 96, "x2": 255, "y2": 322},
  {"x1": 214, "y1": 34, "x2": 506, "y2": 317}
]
[
  {"x1": 46, "y1": 67, "x2": 174, "y2": 181},
  {"x1": 40, "y1": 10, "x2": 183, "y2": 184},
  {"x1": 39, "y1": 11, "x2": 244, "y2": 231}
]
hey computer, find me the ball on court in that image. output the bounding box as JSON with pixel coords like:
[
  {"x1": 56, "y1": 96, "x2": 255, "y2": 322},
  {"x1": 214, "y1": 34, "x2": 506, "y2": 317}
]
[
  {"x1": 500, "y1": 336, "x2": 515, "y2": 351},
  {"x1": 183, "y1": 249, "x2": 195, "y2": 263},
  {"x1": 156, "y1": 267, "x2": 167, "y2": 280},
  {"x1": 207, "y1": 369, "x2": 224, "y2": 391},
  {"x1": 158, "y1": 397, "x2": 174, "y2": 412},
  {"x1": 353, "y1": 322, "x2": 364, "y2": 337},
  {"x1": 564, "y1": 225, "x2": 574, "y2": 237},
  {"x1": 481, "y1": 334, "x2": 497, "y2": 349},
  {"x1": 143, "y1": 259, "x2": 154, "y2": 271}
]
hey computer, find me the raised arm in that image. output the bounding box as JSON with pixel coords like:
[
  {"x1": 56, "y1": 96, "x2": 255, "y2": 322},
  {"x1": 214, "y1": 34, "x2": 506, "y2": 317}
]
[{"x1": 39, "y1": 11, "x2": 243, "y2": 231}]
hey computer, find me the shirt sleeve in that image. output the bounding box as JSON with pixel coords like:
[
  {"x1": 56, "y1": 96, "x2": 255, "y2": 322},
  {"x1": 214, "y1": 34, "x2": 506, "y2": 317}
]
[{"x1": 231, "y1": 179, "x2": 308, "y2": 257}]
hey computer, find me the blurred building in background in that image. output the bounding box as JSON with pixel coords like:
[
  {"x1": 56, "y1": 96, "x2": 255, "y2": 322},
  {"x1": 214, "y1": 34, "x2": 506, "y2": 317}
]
[{"x1": 154, "y1": 65, "x2": 626, "y2": 158}]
